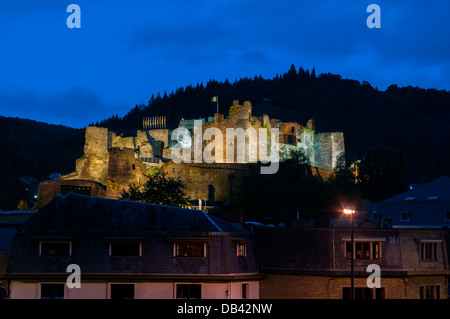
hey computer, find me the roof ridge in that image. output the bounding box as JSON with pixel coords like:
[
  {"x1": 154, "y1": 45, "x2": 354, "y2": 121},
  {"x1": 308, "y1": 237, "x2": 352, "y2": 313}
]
[{"x1": 200, "y1": 210, "x2": 223, "y2": 232}]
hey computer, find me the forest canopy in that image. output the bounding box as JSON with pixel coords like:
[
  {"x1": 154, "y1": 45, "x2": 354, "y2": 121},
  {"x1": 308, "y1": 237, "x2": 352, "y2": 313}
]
[{"x1": 1, "y1": 65, "x2": 449, "y2": 210}]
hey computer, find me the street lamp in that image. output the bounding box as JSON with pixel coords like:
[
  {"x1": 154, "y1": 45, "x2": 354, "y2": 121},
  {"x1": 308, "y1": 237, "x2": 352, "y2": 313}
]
[{"x1": 344, "y1": 208, "x2": 355, "y2": 299}]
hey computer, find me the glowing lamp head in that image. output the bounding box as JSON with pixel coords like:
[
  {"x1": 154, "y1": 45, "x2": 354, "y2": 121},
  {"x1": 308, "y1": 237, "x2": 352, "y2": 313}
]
[{"x1": 343, "y1": 209, "x2": 355, "y2": 215}]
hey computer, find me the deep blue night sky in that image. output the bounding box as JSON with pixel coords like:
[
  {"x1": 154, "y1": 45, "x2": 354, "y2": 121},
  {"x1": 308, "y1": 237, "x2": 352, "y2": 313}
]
[{"x1": 1, "y1": 0, "x2": 449, "y2": 128}]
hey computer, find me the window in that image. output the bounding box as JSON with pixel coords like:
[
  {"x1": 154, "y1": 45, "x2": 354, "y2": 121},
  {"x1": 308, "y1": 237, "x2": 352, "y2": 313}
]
[
  {"x1": 131, "y1": 164, "x2": 136, "y2": 170},
  {"x1": 0, "y1": 286, "x2": 7, "y2": 299},
  {"x1": 419, "y1": 242, "x2": 438, "y2": 260},
  {"x1": 420, "y1": 285, "x2": 441, "y2": 299},
  {"x1": 208, "y1": 184, "x2": 215, "y2": 203},
  {"x1": 345, "y1": 241, "x2": 380, "y2": 260},
  {"x1": 175, "y1": 243, "x2": 205, "y2": 257},
  {"x1": 41, "y1": 284, "x2": 64, "y2": 299},
  {"x1": 40, "y1": 242, "x2": 71, "y2": 257},
  {"x1": 61, "y1": 185, "x2": 91, "y2": 196},
  {"x1": 356, "y1": 242, "x2": 371, "y2": 259},
  {"x1": 236, "y1": 243, "x2": 246, "y2": 257},
  {"x1": 401, "y1": 211, "x2": 410, "y2": 221},
  {"x1": 109, "y1": 242, "x2": 141, "y2": 257},
  {"x1": 176, "y1": 284, "x2": 201, "y2": 299},
  {"x1": 372, "y1": 242, "x2": 380, "y2": 259},
  {"x1": 287, "y1": 135, "x2": 296, "y2": 145},
  {"x1": 242, "y1": 283, "x2": 249, "y2": 299},
  {"x1": 110, "y1": 284, "x2": 134, "y2": 299},
  {"x1": 342, "y1": 287, "x2": 385, "y2": 299}
]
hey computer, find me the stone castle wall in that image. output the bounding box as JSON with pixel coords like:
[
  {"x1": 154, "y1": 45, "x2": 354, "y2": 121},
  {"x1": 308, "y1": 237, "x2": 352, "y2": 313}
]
[
  {"x1": 58, "y1": 126, "x2": 171, "y2": 201},
  {"x1": 106, "y1": 147, "x2": 149, "y2": 199},
  {"x1": 40, "y1": 99, "x2": 344, "y2": 206},
  {"x1": 161, "y1": 162, "x2": 259, "y2": 203},
  {"x1": 73, "y1": 126, "x2": 109, "y2": 184},
  {"x1": 313, "y1": 132, "x2": 345, "y2": 170},
  {"x1": 179, "y1": 100, "x2": 276, "y2": 165}
]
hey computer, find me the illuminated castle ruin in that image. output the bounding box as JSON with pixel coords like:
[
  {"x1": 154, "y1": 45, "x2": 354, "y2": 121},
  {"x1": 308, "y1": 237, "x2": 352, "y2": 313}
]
[{"x1": 35, "y1": 100, "x2": 344, "y2": 208}]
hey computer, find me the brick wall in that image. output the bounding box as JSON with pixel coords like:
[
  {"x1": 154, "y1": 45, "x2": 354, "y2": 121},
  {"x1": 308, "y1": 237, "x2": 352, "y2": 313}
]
[{"x1": 259, "y1": 274, "x2": 410, "y2": 299}]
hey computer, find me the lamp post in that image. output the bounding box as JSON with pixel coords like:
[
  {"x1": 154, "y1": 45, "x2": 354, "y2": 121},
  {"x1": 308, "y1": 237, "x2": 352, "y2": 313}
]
[{"x1": 344, "y1": 208, "x2": 355, "y2": 299}]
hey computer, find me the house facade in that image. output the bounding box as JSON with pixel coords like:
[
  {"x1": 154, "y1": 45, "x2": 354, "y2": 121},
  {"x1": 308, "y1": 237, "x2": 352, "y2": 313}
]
[
  {"x1": 254, "y1": 226, "x2": 450, "y2": 299},
  {"x1": 6, "y1": 193, "x2": 259, "y2": 299},
  {"x1": 374, "y1": 175, "x2": 450, "y2": 229}
]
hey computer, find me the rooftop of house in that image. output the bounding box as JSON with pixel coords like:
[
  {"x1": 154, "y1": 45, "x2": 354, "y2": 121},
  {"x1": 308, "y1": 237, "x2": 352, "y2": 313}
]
[
  {"x1": 374, "y1": 176, "x2": 450, "y2": 228},
  {"x1": 7, "y1": 193, "x2": 256, "y2": 276},
  {"x1": 382, "y1": 175, "x2": 450, "y2": 203},
  {"x1": 20, "y1": 192, "x2": 247, "y2": 234},
  {"x1": 0, "y1": 211, "x2": 36, "y2": 252}
]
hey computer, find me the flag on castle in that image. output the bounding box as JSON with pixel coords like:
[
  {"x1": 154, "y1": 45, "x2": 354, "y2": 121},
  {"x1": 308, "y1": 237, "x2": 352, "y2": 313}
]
[
  {"x1": 211, "y1": 96, "x2": 219, "y2": 113},
  {"x1": 143, "y1": 116, "x2": 167, "y2": 130}
]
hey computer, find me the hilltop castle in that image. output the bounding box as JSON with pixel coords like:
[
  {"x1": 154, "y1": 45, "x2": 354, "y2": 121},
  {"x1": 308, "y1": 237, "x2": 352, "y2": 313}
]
[{"x1": 35, "y1": 100, "x2": 344, "y2": 209}]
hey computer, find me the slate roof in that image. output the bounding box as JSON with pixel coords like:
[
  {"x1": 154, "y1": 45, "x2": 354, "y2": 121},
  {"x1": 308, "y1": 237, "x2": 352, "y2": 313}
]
[
  {"x1": 376, "y1": 176, "x2": 450, "y2": 228},
  {"x1": 19, "y1": 192, "x2": 246, "y2": 234},
  {"x1": 382, "y1": 175, "x2": 450, "y2": 203},
  {"x1": 0, "y1": 211, "x2": 36, "y2": 226},
  {"x1": 0, "y1": 211, "x2": 35, "y2": 252},
  {"x1": 0, "y1": 229, "x2": 17, "y2": 252}
]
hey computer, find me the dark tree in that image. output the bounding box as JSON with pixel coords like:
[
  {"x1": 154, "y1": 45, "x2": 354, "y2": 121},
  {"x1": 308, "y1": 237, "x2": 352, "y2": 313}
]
[
  {"x1": 240, "y1": 148, "x2": 334, "y2": 217},
  {"x1": 327, "y1": 165, "x2": 360, "y2": 208},
  {"x1": 121, "y1": 170, "x2": 191, "y2": 208},
  {"x1": 357, "y1": 145, "x2": 409, "y2": 202}
]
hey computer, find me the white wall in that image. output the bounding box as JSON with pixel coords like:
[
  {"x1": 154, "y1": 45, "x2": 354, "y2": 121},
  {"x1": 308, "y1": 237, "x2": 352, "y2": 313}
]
[
  {"x1": 136, "y1": 282, "x2": 173, "y2": 299},
  {"x1": 230, "y1": 282, "x2": 259, "y2": 299},
  {"x1": 67, "y1": 283, "x2": 107, "y2": 299},
  {"x1": 10, "y1": 282, "x2": 39, "y2": 299},
  {"x1": 201, "y1": 283, "x2": 228, "y2": 299},
  {"x1": 9, "y1": 280, "x2": 259, "y2": 299}
]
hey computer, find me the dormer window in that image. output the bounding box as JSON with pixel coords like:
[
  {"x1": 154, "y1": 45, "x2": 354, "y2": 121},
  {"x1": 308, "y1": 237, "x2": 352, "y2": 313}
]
[
  {"x1": 343, "y1": 238, "x2": 385, "y2": 260},
  {"x1": 105, "y1": 238, "x2": 144, "y2": 257},
  {"x1": 39, "y1": 241, "x2": 72, "y2": 257},
  {"x1": 175, "y1": 243, "x2": 205, "y2": 257},
  {"x1": 416, "y1": 239, "x2": 442, "y2": 260},
  {"x1": 109, "y1": 242, "x2": 142, "y2": 257},
  {"x1": 236, "y1": 243, "x2": 246, "y2": 257},
  {"x1": 169, "y1": 238, "x2": 210, "y2": 257},
  {"x1": 232, "y1": 239, "x2": 252, "y2": 257}
]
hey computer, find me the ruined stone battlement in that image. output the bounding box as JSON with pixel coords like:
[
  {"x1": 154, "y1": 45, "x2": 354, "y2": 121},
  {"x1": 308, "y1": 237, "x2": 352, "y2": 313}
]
[
  {"x1": 189, "y1": 100, "x2": 345, "y2": 171},
  {"x1": 38, "y1": 99, "x2": 344, "y2": 208}
]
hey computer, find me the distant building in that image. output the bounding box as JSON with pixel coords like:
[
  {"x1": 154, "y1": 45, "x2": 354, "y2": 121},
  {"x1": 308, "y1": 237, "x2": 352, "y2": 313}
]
[
  {"x1": 0, "y1": 210, "x2": 36, "y2": 298},
  {"x1": 254, "y1": 225, "x2": 450, "y2": 299},
  {"x1": 374, "y1": 175, "x2": 450, "y2": 229},
  {"x1": 6, "y1": 193, "x2": 259, "y2": 299}
]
